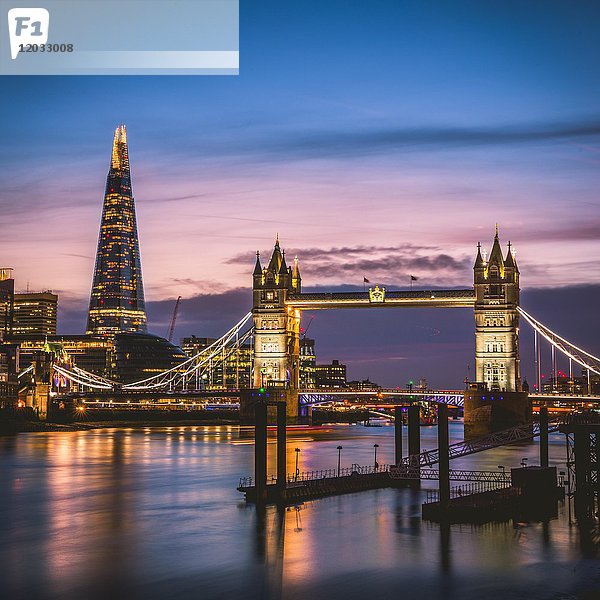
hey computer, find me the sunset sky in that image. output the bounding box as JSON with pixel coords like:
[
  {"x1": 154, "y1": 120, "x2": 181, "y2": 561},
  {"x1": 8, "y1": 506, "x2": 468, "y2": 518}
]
[{"x1": 2, "y1": 1, "x2": 599, "y2": 386}]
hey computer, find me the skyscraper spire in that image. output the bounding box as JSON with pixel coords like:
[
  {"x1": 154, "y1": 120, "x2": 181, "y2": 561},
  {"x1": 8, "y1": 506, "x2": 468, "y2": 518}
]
[
  {"x1": 86, "y1": 125, "x2": 147, "y2": 336},
  {"x1": 111, "y1": 124, "x2": 128, "y2": 170}
]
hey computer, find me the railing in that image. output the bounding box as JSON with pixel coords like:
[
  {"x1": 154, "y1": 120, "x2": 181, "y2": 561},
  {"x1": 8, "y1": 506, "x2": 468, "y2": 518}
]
[
  {"x1": 238, "y1": 464, "x2": 392, "y2": 489},
  {"x1": 560, "y1": 412, "x2": 600, "y2": 426},
  {"x1": 288, "y1": 464, "x2": 391, "y2": 482},
  {"x1": 425, "y1": 480, "x2": 513, "y2": 504},
  {"x1": 239, "y1": 463, "x2": 566, "y2": 491}
]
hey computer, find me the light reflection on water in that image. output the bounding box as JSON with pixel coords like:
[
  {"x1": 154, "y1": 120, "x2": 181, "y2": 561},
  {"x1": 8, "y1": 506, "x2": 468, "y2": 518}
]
[{"x1": 0, "y1": 423, "x2": 598, "y2": 599}]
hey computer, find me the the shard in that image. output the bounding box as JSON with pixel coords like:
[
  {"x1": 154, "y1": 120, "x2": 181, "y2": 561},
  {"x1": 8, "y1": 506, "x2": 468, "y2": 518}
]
[{"x1": 86, "y1": 125, "x2": 147, "y2": 336}]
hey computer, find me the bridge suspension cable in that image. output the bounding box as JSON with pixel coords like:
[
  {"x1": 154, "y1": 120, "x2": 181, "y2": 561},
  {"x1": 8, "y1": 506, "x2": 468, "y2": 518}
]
[
  {"x1": 517, "y1": 307, "x2": 600, "y2": 376},
  {"x1": 51, "y1": 311, "x2": 254, "y2": 392},
  {"x1": 53, "y1": 364, "x2": 114, "y2": 390},
  {"x1": 17, "y1": 364, "x2": 34, "y2": 379},
  {"x1": 122, "y1": 311, "x2": 253, "y2": 390}
]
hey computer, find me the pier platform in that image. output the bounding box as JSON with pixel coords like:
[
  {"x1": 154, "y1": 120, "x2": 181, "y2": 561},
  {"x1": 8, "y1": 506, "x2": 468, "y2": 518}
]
[
  {"x1": 422, "y1": 466, "x2": 565, "y2": 523},
  {"x1": 238, "y1": 465, "x2": 403, "y2": 504}
]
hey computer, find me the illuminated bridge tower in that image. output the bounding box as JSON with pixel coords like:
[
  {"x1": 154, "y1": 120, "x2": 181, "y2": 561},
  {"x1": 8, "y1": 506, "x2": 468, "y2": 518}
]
[
  {"x1": 86, "y1": 125, "x2": 147, "y2": 336},
  {"x1": 465, "y1": 228, "x2": 531, "y2": 437},
  {"x1": 245, "y1": 237, "x2": 301, "y2": 419}
]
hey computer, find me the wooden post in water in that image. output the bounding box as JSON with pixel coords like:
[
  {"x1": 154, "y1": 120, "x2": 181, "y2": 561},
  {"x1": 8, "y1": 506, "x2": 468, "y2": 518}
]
[
  {"x1": 255, "y1": 399, "x2": 268, "y2": 503},
  {"x1": 438, "y1": 403, "x2": 450, "y2": 509},
  {"x1": 408, "y1": 404, "x2": 421, "y2": 457},
  {"x1": 408, "y1": 404, "x2": 421, "y2": 484},
  {"x1": 276, "y1": 401, "x2": 287, "y2": 496},
  {"x1": 539, "y1": 404, "x2": 549, "y2": 468},
  {"x1": 394, "y1": 406, "x2": 403, "y2": 465}
]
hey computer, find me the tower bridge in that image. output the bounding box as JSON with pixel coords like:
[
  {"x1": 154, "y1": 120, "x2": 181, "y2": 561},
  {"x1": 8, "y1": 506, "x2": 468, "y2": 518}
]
[
  {"x1": 50, "y1": 230, "x2": 600, "y2": 434},
  {"x1": 24, "y1": 128, "x2": 597, "y2": 433},
  {"x1": 249, "y1": 228, "x2": 528, "y2": 433}
]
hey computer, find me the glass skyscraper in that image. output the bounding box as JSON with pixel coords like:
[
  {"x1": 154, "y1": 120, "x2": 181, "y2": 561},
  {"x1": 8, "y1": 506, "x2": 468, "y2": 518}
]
[{"x1": 86, "y1": 125, "x2": 147, "y2": 336}]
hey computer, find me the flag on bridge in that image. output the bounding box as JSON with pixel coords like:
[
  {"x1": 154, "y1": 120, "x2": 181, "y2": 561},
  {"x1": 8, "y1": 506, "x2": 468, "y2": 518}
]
[
  {"x1": 410, "y1": 275, "x2": 418, "y2": 281},
  {"x1": 363, "y1": 277, "x2": 370, "y2": 283}
]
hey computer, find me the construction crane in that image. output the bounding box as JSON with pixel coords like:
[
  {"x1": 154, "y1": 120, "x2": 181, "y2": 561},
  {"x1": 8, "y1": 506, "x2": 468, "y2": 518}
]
[
  {"x1": 167, "y1": 296, "x2": 182, "y2": 342},
  {"x1": 301, "y1": 315, "x2": 314, "y2": 339}
]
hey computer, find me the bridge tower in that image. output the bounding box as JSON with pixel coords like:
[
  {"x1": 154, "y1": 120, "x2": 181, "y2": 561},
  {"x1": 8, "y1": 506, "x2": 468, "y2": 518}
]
[
  {"x1": 248, "y1": 237, "x2": 301, "y2": 419},
  {"x1": 465, "y1": 228, "x2": 531, "y2": 437},
  {"x1": 474, "y1": 227, "x2": 521, "y2": 392}
]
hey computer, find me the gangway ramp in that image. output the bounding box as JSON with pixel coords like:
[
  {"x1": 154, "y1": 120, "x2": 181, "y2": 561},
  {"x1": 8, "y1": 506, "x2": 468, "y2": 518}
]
[{"x1": 391, "y1": 419, "x2": 560, "y2": 472}]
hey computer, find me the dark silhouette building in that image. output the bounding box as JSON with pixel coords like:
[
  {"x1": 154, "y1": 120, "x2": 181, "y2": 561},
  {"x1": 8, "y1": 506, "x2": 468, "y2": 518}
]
[
  {"x1": 113, "y1": 333, "x2": 187, "y2": 384},
  {"x1": 0, "y1": 268, "x2": 14, "y2": 339}
]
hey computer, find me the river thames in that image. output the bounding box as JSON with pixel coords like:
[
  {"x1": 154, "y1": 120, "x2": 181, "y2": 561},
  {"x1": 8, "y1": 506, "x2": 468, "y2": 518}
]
[{"x1": 1, "y1": 423, "x2": 598, "y2": 599}]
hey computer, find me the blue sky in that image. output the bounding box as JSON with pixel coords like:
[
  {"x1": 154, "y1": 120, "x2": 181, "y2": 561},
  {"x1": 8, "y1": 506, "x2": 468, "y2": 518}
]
[{"x1": 1, "y1": 0, "x2": 599, "y2": 386}]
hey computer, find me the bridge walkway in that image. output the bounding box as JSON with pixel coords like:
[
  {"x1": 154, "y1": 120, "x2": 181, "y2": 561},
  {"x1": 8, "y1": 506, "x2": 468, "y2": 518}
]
[{"x1": 392, "y1": 419, "x2": 560, "y2": 472}]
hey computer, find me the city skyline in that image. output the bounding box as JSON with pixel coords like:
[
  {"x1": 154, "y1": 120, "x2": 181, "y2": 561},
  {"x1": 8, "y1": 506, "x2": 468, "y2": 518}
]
[
  {"x1": 2, "y1": 1, "x2": 599, "y2": 386},
  {"x1": 3, "y1": 5, "x2": 600, "y2": 599}
]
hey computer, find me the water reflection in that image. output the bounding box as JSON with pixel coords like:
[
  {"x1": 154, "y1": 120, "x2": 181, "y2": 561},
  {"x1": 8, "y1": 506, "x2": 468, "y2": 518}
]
[
  {"x1": 0, "y1": 425, "x2": 598, "y2": 599},
  {"x1": 253, "y1": 504, "x2": 286, "y2": 600}
]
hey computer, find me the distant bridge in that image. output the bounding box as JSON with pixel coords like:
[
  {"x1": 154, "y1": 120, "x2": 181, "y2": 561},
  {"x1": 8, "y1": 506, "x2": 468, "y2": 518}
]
[
  {"x1": 298, "y1": 388, "x2": 600, "y2": 409},
  {"x1": 298, "y1": 389, "x2": 466, "y2": 408}
]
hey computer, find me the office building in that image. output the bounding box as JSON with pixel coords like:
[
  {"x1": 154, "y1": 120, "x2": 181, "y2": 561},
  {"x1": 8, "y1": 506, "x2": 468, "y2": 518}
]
[
  {"x1": 0, "y1": 268, "x2": 14, "y2": 340},
  {"x1": 12, "y1": 291, "x2": 58, "y2": 337},
  {"x1": 87, "y1": 125, "x2": 147, "y2": 336},
  {"x1": 299, "y1": 337, "x2": 317, "y2": 388},
  {"x1": 0, "y1": 342, "x2": 19, "y2": 408},
  {"x1": 315, "y1": 359, "x2": 347, "y2": 388}
]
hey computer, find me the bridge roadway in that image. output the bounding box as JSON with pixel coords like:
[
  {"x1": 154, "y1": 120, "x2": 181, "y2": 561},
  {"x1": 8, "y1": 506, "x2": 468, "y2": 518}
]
[{"x1": 286, "y1": 289, "x2": 475, "y2": 310}]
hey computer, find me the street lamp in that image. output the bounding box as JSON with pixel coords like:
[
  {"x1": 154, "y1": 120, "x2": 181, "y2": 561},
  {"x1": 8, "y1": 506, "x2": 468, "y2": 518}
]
[
  {"x1": 337, "y1": 445, "x2": 343, "y2": 477},
  {"x1": 294, "y1": 447, "x2": 301, "y2": 481},
  {"x1": 260, "y1": 367, "x2": 267, "y2": 391},
  {"x1": 497, "y1": 465, "x2": 506, "y2": 476},
  {"x1": 373, "y1": 443, "x2": 379, "y2": 470},
  {"x1": 521, "y1": 457, "x2": 528, "y2": 468}
]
